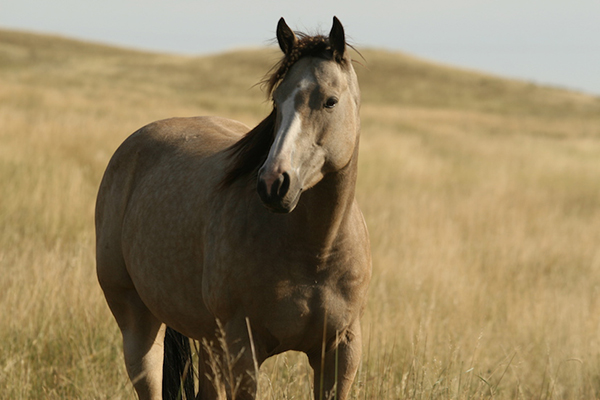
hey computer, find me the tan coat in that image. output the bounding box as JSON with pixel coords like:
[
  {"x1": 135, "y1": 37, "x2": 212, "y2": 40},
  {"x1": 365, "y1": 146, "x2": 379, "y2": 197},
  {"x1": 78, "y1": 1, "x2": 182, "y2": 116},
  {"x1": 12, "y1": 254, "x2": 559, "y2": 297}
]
[{"x1": 96, "y1": 17, "x2": 371, "y2": 400}]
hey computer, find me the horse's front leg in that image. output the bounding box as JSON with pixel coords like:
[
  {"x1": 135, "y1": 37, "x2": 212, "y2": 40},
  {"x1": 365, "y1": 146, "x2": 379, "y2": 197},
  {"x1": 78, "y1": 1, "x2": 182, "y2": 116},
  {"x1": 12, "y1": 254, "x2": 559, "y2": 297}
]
[
  {"x1": 308, "y1": 319, "x2": 362, "y2": 400},
  {"x1": 204, "y1": 314, "x2": 263, "y2": 400}
]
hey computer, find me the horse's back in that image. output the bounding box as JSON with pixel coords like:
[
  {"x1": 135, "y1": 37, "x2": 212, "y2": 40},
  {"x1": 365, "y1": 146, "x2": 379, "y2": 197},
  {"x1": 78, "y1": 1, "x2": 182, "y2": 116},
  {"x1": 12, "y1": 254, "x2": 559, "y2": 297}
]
[
  {"x1": 96, "y1": 115, "x2": 247, "y2": 244},
  {"x1": 116, "y1": 116, "x2": 248, "y2": 165}
]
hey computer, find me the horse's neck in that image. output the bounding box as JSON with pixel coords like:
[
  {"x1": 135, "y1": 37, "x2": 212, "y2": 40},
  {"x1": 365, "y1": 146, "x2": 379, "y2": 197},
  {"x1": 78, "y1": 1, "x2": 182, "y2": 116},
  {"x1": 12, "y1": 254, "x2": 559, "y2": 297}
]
[{"x1": 294, "y1": 151, "x2": 359, "y2": 254}]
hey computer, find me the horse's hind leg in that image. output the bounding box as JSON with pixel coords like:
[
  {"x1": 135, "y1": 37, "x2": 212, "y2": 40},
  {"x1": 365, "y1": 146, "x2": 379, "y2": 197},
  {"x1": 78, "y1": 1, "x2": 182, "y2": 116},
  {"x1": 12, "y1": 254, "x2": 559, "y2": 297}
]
[{"x1": 103, "y1": 286, "x2": 166, "y2": 400}]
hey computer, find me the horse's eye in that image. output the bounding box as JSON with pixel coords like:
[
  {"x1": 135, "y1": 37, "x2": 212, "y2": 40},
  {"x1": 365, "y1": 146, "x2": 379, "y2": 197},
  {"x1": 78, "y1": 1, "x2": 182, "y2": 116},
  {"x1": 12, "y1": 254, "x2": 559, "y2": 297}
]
[{"x1": 324, "y1": 97, "x2": 338, "y2": 109}]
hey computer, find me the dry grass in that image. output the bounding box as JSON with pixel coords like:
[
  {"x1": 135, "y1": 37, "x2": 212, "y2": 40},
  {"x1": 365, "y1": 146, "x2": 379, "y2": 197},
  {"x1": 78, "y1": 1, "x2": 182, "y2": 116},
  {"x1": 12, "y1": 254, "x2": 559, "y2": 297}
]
[{"x1": 2, "y1": 28, "x2": 600, "y2": 399}]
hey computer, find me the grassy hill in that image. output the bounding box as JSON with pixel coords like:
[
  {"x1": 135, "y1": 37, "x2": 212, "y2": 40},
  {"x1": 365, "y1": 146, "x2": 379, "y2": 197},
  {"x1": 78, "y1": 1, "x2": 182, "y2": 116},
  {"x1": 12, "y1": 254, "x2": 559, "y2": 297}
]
[{"x1": 2, "y1": 28, "x2": 600, "y2": 399}]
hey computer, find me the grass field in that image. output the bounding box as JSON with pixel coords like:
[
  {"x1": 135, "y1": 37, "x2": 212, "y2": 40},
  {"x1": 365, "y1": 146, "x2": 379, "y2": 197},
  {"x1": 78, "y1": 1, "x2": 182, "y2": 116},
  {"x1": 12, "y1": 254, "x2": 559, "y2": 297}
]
[{"x1": 2, "y1": 29, "x2": 600, "y2": 399}]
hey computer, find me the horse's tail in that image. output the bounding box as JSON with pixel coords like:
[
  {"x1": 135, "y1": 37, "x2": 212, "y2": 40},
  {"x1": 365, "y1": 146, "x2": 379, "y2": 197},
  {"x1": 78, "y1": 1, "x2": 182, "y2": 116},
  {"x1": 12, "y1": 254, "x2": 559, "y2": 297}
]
[{"x1": 162, "y1": 326, "x2": 195, "y2": 400}]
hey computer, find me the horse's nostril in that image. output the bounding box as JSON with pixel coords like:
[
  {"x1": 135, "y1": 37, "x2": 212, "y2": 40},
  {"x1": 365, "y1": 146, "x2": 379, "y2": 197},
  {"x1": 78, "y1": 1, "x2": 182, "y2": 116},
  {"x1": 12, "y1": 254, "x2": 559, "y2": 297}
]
[
  {"x1": 271, "y1": 172, "x2": 290, "y2": 199},
  {"x1": 279, "y1": 172, "x2": 290, "y2": 198},
  {"x1": 258, "y1": 172, "x2": 291, "y2": 205}
]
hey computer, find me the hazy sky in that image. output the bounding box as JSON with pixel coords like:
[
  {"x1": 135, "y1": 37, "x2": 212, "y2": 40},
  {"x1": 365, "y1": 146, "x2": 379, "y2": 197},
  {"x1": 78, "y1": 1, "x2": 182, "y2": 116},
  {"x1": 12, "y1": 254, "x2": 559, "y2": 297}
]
[{"x1": 2, "y1": 0, "x2": 599, "y2": 95}]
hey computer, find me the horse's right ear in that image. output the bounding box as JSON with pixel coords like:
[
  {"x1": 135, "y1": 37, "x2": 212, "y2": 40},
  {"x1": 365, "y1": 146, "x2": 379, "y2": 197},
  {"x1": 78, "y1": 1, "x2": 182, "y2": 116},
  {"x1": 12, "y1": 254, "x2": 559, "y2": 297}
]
[
  {"x1": 329, "y1": 16, "x2": 346, "y2": 61},
  {"x1": 276, "y1": 17, "x2": 297, "y2": 55}
]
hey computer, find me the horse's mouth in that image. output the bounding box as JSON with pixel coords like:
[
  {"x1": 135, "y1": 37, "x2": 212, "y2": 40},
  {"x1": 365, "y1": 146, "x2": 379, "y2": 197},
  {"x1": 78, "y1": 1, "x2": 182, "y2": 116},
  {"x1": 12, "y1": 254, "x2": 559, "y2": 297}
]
[{"x1": 259, "y1": 188, "x2": 302, "y2": 214}]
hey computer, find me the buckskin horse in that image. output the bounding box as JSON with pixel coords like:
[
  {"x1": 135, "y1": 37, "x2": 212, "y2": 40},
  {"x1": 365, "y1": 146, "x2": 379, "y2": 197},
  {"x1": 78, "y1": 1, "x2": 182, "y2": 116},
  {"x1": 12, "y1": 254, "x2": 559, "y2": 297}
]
[{"x1": 95, "y1": 17, "x2": 371, "y2": 400}]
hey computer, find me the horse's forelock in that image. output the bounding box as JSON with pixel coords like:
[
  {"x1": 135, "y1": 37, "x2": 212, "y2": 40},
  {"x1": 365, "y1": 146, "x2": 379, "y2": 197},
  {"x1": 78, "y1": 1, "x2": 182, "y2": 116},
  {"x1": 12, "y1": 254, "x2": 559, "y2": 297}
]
[{"x1": 263, "y1": 33, "x2": 347, "y2": 98}]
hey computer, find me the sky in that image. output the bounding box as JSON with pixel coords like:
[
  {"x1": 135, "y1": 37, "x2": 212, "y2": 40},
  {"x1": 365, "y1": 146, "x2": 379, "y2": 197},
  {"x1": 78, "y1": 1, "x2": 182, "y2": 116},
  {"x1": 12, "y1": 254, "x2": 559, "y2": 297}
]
[{"x1": 1, "y1": 0, "x2": 599, "y2": 95}]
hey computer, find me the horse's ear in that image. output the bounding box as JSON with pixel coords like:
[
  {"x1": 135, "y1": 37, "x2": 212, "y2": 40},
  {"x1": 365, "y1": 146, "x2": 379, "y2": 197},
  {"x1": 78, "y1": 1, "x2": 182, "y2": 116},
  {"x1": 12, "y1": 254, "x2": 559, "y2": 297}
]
[
  {"x1": 329, "y1": 16, "x2": 346, "y2": 60},
  {"x1": 276, "y1": 17, "x2": 297, "y2": 55}
]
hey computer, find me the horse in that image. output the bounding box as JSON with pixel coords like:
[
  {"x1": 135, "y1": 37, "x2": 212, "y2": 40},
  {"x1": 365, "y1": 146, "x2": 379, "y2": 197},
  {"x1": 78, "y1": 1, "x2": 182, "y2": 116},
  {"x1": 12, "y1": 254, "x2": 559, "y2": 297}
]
[{"x1": 95, "y1": 17, "x2": 371, "y2": 400}]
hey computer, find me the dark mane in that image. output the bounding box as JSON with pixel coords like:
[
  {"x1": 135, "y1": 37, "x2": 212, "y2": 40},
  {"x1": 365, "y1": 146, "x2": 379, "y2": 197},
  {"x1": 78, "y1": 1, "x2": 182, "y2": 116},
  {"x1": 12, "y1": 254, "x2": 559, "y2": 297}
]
[
  {"x1": 220, "y1": 108, "x2": 277, "y2": 188},
  {"x1": 221, "y1": 33, "x2": 347, "y2": 188}
]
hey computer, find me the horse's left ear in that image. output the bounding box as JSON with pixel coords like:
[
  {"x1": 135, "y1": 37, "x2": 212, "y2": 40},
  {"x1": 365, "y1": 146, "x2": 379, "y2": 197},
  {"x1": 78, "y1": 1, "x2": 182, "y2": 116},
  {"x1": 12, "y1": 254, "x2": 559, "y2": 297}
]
[
  {"x1": 277, "y1": 17, "x2": 297, "y2": 55},
  {"x1": 329, "y1": 16, "x2": 346, "y2": 60}
]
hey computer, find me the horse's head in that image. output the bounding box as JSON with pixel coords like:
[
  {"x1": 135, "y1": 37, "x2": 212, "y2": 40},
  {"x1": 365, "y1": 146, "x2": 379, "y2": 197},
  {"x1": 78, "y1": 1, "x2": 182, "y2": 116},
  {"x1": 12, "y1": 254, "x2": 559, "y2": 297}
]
[{"x1": 257, "y1": 17, "x2": 361, "y2": 213}]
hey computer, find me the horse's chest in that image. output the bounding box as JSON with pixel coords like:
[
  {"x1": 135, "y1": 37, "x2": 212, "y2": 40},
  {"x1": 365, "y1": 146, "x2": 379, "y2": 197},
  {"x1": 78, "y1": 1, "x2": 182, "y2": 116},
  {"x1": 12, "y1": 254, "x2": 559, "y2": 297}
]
[
  {"x1": 256, "y1": 273, "x2": 360, "y2": 352},
  {"x1": 202, "y1": 218, "x2": 370, "y2": 351}
]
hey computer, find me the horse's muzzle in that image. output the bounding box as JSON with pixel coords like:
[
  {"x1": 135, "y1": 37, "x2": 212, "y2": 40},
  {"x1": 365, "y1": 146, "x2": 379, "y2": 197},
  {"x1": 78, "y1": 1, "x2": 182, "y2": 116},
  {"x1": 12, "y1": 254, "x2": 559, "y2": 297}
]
[{"x1": 257, "y1": 171, "x2": 299, "y2": 213}]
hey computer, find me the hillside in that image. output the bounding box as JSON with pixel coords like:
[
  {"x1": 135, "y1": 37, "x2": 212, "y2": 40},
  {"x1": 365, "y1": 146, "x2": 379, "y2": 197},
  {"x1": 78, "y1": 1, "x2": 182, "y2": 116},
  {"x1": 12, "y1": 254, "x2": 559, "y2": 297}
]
[
  {"x1": 3, "y1": 28, "x2": 599, "y2": 117},
  {"x1": 2, "y1": 28, "x2": 600, "y2": 399}
]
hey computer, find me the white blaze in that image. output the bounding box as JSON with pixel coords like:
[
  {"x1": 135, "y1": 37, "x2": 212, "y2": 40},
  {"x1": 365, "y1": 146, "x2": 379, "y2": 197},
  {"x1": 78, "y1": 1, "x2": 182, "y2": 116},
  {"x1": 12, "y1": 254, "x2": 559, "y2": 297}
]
[{"x1": 261, "y1": 85, "x2": 305, "y2": 190}]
